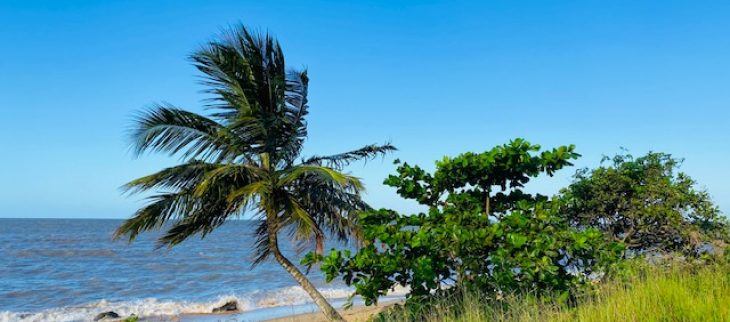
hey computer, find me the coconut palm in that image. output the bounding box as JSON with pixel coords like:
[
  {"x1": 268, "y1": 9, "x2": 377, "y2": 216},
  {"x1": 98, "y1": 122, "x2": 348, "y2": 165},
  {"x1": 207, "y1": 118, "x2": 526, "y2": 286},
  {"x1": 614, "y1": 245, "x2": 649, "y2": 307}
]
[{"x1": 114, "y1": 25, "x2": 395, "y2": 322}]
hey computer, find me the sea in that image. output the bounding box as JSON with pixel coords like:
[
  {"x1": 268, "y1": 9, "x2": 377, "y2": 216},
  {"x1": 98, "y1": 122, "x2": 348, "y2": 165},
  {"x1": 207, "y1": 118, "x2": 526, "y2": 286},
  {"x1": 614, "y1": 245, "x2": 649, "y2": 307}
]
[{"x1": 0, "y1": 219, "x2": 403, "y2": 322}]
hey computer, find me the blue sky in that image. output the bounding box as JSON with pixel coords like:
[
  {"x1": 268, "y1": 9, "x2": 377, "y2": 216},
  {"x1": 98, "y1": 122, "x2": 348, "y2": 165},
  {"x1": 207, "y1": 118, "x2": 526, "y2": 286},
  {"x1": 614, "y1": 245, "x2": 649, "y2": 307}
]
[{"x1": 0, "y1": 0, "x2": 728, "y2": 218}]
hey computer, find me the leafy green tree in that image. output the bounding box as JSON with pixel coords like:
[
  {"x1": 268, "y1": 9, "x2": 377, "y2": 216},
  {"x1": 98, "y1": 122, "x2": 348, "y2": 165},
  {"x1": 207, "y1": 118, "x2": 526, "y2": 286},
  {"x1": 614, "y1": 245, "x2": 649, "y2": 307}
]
[
  {"x1": 307, "y1": 202, "x2": 622, "y2": 307},
  {"x1": 113, "y1": 25, "x2": 395, "y2": 322},
  {"x1": 305, "y1": 140, "x2": 622, "y2": 307},
  {"x1": 560, "y1": 152, "x2": 728, "y2": 256},
  {"x1": 384, "y1": 138, "x2": 580, "y2": 217}
]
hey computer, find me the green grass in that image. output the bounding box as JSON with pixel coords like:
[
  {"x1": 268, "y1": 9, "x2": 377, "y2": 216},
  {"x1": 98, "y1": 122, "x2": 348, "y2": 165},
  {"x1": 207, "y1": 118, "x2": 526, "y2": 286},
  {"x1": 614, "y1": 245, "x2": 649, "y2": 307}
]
[{"x1": 377, "y1": 261, "x2": 730, "y2": 322}]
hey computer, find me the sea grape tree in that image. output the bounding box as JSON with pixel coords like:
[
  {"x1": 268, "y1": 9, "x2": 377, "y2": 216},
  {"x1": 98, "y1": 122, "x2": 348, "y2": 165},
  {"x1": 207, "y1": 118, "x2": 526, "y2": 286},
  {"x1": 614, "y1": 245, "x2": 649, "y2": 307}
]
[
  {"x1": 305, "y1": 139, "x2": 623, "y2": 307},
  {"x1": 305, "y1": 202, "x2": 623, "y2": 306},
  {"x1": 384, "y1": 138, "x2": 580, "y2": 217}
]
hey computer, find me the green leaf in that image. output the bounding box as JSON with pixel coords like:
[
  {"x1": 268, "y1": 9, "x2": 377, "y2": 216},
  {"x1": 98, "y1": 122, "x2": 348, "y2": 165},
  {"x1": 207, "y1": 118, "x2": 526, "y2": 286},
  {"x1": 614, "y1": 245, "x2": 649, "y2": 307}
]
[{"x1": 508, "y1": 233, "x2": 528, "y2": 248}]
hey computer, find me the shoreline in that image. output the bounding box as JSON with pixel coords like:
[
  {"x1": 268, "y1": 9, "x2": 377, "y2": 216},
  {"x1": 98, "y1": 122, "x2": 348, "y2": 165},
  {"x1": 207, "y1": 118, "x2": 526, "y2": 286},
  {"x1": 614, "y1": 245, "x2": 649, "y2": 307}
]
[
  {"x1": 176, "y1": 299, "x2": 404, "y2": 322},
  {"x1": 260, "y1": 299, "x2": 403, "y2": 322},
  {"x1": 0, "y1": 293, "x2": 405, "y2": 322}
]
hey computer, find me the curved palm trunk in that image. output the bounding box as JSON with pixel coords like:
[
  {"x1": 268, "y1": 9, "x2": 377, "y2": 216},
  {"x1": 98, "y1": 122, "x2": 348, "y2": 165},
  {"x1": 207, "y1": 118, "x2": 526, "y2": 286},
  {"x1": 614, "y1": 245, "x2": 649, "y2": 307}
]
[{"x1": 269, "y1": 229, "x2": 347, "y2": 322}]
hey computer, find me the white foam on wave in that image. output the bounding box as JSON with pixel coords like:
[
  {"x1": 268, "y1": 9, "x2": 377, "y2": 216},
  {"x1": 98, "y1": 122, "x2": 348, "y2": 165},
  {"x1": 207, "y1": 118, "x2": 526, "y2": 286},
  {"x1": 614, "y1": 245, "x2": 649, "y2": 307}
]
[
  {"x1": 0, "y1": 296, "x2": 252, "y2": 322},
  {"x1": 0, "y1": 286, "x2": 360, "y2": 322},
  {"x1": 252, "y1": 286, "x2": 354, "y2": 307}
]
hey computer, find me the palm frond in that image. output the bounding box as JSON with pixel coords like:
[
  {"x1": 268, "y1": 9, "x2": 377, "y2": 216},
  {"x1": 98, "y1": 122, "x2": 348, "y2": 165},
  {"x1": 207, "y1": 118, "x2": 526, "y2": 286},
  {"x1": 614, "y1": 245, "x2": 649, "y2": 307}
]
[
  {"x1": 303, "y1": 143, "x2": 397, "y2": 169},
  {"x1": 129, "y1": 104, "x2": 243, "y2": 161},
  {"x1": 113, "y1": 192, "x2": 192, "y2": 242},
  {"x1": 191, "y1": 34, "x2": 255, "y2": 116},
  {"x1": 123, "y1": 160, "x2": 218, "y2": 194},
  {"x1": 192, "y1": 25, "x2": 286, "y2": 117},
  {"x1": 292, "y1": 175, "x2": 368, "y2": 244},
  {"x1": 285, "y1": 69, "x2": 308, "y2": 120},
  {"x1": 251, "y1": 219, "x2": 272, "y2": 267},
  {"x1": 276, "y1": 189, "x2": 324, "y2": 256},
  {"x1": 227, "y1": 180, "x2": 267, "y2": 206},
  {"x1": 156, "y1": 194, "x2": 237, "y2": 248},
  {"x1": 193, "y1": 44, "x2": 253, "y2": 117},
  {"x1": 193, "y1": 164, "x2": 263, "y2": 198},
  {"x1": 278, "y1": 164, "x2": 363, "y2": 190},
  {"x1": 278, "y1": 69, "x2": 309, "y2": 164}
]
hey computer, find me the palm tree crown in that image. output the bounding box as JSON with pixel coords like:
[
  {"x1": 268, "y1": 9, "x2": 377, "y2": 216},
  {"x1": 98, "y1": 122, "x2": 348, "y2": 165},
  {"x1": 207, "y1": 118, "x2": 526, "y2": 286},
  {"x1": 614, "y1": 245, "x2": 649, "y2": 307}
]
[{"x1": 114, "y1": 25, "x2": 395, "y2": 322}]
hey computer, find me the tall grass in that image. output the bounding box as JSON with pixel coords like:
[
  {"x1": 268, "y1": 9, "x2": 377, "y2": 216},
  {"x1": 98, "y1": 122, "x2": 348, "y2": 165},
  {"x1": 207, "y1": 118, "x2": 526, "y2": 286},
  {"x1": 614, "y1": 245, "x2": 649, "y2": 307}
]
[{"x1": 376, "y1": 261, "x2": 730, "y2": 322}]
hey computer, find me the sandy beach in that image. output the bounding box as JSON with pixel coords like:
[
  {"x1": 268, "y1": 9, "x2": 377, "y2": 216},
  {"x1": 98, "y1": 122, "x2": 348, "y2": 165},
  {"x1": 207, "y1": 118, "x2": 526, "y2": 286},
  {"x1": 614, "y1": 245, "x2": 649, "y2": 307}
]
[
  {"x1": 260, "y1": 300, "x2": 403, "y2": 322},
  {"x1": 175, "y1": 299, "x2": 404, "y2": 322}
]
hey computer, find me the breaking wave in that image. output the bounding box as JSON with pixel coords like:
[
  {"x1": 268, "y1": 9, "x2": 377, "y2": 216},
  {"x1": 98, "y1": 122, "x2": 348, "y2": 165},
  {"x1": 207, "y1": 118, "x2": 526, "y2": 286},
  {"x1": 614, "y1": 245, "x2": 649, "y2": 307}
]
[{"x1": 0, "y1": 285, "x2": 409, "y2": 322}]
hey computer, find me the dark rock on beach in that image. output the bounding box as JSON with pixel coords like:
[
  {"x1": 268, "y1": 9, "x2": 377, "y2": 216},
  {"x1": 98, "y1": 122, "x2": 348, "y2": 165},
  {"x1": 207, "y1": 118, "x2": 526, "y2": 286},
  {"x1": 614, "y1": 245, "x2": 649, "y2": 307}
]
[
  {"x1": 94, "y1": 311, "x2": 120, "y2": 321},
  {"x1": 212, "y1": 301, "x2": 238, "y2": 313}
]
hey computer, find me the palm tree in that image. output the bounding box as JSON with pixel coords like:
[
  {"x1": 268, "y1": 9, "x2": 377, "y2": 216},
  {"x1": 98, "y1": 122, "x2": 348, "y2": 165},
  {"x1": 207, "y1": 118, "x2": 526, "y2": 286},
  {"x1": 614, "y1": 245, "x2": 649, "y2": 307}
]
[{"x1": 114, "y1": 25, "x2": 395, "y2": 322}]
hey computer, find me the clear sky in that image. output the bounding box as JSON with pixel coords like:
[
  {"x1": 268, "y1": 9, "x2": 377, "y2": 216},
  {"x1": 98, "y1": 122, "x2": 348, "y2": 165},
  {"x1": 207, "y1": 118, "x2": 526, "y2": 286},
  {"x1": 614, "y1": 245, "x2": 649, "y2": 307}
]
[{"x1": 1, "y1": 0, "x2": 728, "y2": 219}]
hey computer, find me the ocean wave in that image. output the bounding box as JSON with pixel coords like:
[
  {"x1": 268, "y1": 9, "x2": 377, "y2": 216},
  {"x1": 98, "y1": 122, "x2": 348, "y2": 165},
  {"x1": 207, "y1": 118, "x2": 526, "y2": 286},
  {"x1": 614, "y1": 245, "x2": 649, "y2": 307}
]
[
  {"x1": 0, "y1": 286, "x2": 360, "y2": 322},
  {"x1": 13, "y1": 250, "x2": 116, "y2": 258},
  {"x1": 0, "y1": 296, "x2": 250, "y2": 322},
  {"x1": 252, "y1": 286, "x2": 353, "y2": 308}
]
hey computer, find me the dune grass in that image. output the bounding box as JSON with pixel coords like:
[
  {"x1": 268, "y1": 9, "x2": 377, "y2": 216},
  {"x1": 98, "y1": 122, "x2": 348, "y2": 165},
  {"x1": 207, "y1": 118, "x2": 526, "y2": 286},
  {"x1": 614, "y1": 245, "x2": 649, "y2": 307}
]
[
  {"x1": 567, "y1": 262, "x2": 730, "y2": 322},
  {"x1": 376, "y1": 261, "x2": 730, "y2": 322}
]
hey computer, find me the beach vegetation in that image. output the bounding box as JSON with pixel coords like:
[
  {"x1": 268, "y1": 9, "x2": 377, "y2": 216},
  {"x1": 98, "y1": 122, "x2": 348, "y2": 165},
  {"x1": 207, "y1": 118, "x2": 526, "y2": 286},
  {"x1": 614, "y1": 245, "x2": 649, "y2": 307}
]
[
  {"x1": 308, "y1": 141, "x2": 728, "y2": 322},
  {"x1": 373, "y1": 258, "x2": 730, "y2": 322},
  {"x1": 308, "y1": 202, "x2": 622, "y2": 308},
  {"x1": 113, "y1": 24, "x2": 394, "y2": 322},
  {"x1": 305, "y1": 140, "x2": 623, "y2": 308},
  {"x1": 382, "y1": 138, "x2": 580, "y2": 218},
  {"x1": 559, "y1": 151, "x2": 730, "y2": 257}
]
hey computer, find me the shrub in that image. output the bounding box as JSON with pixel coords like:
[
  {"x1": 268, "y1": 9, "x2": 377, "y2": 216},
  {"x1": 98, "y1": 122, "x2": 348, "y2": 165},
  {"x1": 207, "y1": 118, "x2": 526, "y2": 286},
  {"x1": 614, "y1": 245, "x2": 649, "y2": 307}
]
[
  {"x1": 304, "y1": 140, "x2": 623, "y2": 309},
  {"x1": 560, "y1": 152, "x2": 729, "y2": 257}
]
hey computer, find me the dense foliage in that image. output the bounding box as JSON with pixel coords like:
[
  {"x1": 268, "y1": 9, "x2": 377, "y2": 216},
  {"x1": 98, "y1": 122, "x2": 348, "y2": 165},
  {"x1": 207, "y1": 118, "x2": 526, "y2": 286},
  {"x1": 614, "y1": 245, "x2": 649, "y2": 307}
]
[
  {"x1": 560, "y1": 152, "x2": 729, "y2": 256},
  {"x1": 305, "y1": 140, "x2": 624, "y2": 307},
  {"x1": 383, "y1": 139, "x2": 580, "y2": 217},
  {"x1": 306, "y1": 202, "x2": 623, "y2": 306}
]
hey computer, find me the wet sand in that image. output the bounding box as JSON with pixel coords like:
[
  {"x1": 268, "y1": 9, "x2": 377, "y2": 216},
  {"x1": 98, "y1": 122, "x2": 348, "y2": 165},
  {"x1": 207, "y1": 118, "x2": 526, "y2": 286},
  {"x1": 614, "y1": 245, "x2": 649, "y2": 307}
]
[{"x1": 176, "y1": 299, "x2": 403, "y2": 322}]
